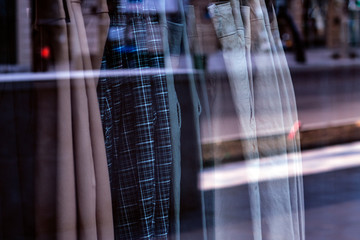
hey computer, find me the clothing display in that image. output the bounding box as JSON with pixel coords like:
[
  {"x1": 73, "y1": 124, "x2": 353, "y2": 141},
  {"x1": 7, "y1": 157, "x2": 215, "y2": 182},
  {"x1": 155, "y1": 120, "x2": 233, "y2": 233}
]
[
  {"x1": 167, "y1": 4, "x2": 208, "y2": 240},
  {"x1": 33, "y1": 0, "x2": 114, "y2": 239},
  {"x1": 0, "y1": 0, "x2": 305, "y2": 240},
  {"x1": 208, "y1": 0, "x2": 304, "y2": 239},
  {"x1": 208, "y1": 3, "x2": 260, "y2": 239},
  {"x1": 98, "y1": 1, "x2": 173, "y2": 239}
]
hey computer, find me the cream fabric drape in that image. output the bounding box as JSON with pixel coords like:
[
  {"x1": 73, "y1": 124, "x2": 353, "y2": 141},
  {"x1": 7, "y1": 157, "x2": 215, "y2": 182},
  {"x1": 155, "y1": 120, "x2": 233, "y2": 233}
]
[
  {"x1": 34, "y1": 0, "x2": 113, "y2": 239},
  {"x1": 208, "y1": 0, "x2": 305, "y2": 239}
]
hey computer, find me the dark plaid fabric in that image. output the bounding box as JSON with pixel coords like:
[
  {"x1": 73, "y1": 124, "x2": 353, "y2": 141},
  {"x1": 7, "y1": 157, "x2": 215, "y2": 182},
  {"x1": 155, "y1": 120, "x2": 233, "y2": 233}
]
[{"x1": 97, "y1": 2, "x2": 173, "y2": 239}]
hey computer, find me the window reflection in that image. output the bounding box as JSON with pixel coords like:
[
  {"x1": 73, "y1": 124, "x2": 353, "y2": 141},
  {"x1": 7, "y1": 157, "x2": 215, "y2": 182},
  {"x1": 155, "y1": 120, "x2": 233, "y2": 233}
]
[{"x1": 1, "y1": 0, "x2": 360, "y2": 239}]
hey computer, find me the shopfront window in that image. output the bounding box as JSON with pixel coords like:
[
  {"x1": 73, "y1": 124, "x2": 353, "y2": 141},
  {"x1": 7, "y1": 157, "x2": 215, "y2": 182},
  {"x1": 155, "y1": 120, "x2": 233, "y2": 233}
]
[{"x1": 1, "y1": 0, "x2": 360, "y2": 239}]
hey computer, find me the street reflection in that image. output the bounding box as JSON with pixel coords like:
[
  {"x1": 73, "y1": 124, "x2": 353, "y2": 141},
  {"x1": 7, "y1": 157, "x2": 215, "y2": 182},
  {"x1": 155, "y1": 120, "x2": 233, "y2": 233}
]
[
  {"x1": 200, "y1": 141, "x2": 360, "y2": 239},
  {"x1": 201, "y1": 141, "x2": 360, "y2": 190}
]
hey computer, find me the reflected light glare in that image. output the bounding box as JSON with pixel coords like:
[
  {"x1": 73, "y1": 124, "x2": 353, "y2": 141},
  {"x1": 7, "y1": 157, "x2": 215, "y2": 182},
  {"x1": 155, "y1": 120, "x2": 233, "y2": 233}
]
[
  {"x1": 201, "y1": 141, "x2": 360, "y2": 190},
  {"x1": 41, "y1": 46, "x2": 50, "y2": 59},
  {"x1": 288, "y1": 120, "x2": 301, "y2": 140}
]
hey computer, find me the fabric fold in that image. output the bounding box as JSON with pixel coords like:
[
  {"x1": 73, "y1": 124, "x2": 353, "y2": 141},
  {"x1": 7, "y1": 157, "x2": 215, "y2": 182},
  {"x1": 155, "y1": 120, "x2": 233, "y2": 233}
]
[
  {"x1": 208, "y1": 2, "x2": 261, "y2": 240},
  {"x1": 34, "y1": 0, "x2": 113, "y2": 239},
  {"x1": 208, "y1": 1, "x2": 305, "y2": 239},
  {"x1": 98, "y1": 1, "x2": 173, "y2": 239}
]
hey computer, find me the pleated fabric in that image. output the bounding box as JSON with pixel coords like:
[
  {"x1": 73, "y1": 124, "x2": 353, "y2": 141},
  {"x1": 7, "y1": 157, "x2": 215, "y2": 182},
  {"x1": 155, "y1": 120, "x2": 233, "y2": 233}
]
[{"x1": 34, "y1": 0, "x2": 114, "y2": 239}]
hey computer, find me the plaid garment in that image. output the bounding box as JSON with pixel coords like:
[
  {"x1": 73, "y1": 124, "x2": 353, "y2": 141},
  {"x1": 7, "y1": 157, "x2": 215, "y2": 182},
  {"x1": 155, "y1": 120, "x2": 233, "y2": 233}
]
[{"x1": 97, "y1": 2, "x2": 173, "y2": 239}]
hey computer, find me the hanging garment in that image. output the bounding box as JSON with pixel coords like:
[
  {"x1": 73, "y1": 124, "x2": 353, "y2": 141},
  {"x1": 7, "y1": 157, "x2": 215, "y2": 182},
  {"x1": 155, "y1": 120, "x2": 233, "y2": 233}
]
[
  {"x1": 167, "y1": 4, "x2": 209, "y2": 240},
  {"x1": 163, "y1": 7, "x2": 183, "y2": 240},
  {"x1": 208, "y1": 3, "x2": 261, "y2": 239},
  {"x1": 161, "y1": 7, "x2": 182, "y2": 240},
  {"x1": 269, "y1": 6, "x2": 305, "y2": 240},
  {"x1": 98, "y1": 1, "x2": 173, "y2": 239},
  {"x1": 208, "y1": 1, "x2": 256, "y2": 142},
  {"x1": 253, "y1": 1, "x2": 304, "y2": 239},
  {"x1": 208, "y1": 1, "x2": 305, "y2": 239},
  {"x1": 34, "y1": 0, "x2": 113, "y2": 239},
  {"x1": 166, "y1": 18, "x2": 183, "y2": 240}
]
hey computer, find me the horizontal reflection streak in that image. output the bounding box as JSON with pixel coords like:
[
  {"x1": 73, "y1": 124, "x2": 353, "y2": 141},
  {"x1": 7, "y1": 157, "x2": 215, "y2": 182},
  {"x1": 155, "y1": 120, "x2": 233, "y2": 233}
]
[
  {"x1": 0, "y1": 68, "x2": 200, "y2": 82},
  {"x1": 201, "y1": 141, "x2": 360, "y2": 190}
]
